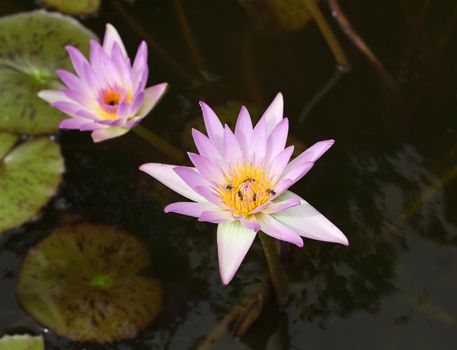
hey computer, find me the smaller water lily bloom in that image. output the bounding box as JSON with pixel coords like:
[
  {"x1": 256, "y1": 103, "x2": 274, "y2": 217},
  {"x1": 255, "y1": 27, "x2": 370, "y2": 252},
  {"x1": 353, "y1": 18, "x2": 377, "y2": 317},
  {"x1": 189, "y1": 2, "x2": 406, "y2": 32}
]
[
  {"x1": 38, "y1": 24, "x2": 168, "y2": 142},
  {"x1": 140, "y1": 93, "x2": 348, "y2": 285}
]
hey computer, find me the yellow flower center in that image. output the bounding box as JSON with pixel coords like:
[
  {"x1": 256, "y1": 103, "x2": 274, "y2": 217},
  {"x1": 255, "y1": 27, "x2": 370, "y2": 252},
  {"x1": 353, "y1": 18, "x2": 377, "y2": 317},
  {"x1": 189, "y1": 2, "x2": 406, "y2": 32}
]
[
  {"x1": 104, "y1": 90, "x2": 122, "y2": 107},
  {"x1": 97, "y1": 85, "x2": 132, "y2": 121},
  {"x1": 219, "y1": 163, "x2": 276, "y2": 217}
]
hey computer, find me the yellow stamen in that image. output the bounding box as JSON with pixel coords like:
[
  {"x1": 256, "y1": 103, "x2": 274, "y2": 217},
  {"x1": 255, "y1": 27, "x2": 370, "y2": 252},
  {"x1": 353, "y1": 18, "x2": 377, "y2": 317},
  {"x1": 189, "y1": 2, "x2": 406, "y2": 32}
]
[
  {"x1": 218, "y1": 163, "x2": 275, "y2": 217},
  {"x1": 97, "y1": 86, "x2": 133, "y2": 121},
  {"x1": 103, "y1": 90, "x2": 122, "y2": 106}
]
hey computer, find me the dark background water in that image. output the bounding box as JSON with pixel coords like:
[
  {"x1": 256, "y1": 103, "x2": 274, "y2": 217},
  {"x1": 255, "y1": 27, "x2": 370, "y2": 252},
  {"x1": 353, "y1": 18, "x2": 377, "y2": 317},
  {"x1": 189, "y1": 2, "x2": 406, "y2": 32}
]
[{"x1": 1, "y1": 0, "x2": 457, "y2": 349}]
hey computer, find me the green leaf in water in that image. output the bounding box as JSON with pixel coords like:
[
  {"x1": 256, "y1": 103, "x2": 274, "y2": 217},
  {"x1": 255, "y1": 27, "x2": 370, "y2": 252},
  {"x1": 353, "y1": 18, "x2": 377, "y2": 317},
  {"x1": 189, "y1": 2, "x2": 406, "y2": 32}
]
[
  {"x1": 40, "y1": 0, "x2": 102, "y2": 16},
  {"x1": 16, "y1": 224, "x2": 163, "y2": 343},
  {"x1": 0, "y1": 133, "x2": 64, "y2": 234},
  {"x1": 0, "y1": 335, "x2": 44, "y2": 350},
  {"x1": 0, "y1": 10, "x2": 96, "y2": 135}
]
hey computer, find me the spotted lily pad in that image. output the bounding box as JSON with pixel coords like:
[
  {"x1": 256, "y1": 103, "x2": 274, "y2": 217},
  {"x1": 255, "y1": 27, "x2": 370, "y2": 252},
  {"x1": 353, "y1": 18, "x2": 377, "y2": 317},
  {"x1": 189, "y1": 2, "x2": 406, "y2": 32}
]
[
  {"x1": 0, "y1": 10, "x2": 95, "y2": 135},
  {"x1": 0, "y1": 133, "x2": 64, "y2": 233},
  {"x1": 40, "y1": 0, "x2": 102, "y2": 16},
  {"x1": 16, "y1": 224, "x2": 162, "y2": 343},
  {"x1": 0, "y1": 335, "x2": 44, "y2": 350}
]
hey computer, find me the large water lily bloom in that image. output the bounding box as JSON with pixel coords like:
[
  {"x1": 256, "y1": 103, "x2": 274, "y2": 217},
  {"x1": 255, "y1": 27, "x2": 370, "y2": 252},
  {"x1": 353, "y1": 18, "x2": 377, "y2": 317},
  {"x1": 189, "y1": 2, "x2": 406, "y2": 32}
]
[
  {"x1": 140, "y1": 93, "x2": 348, "y2": 284},
  {"x1": 38, "y1": 24, "x2": 168, "y2": 142}
]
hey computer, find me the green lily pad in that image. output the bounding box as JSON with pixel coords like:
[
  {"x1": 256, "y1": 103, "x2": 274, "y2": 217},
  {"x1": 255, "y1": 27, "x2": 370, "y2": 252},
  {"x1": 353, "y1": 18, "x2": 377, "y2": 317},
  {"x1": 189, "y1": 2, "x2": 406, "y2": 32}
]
[
  {"x1": 0, "y1": 10, "x2": 96, "y2": 135},
  {"x1": 0, "y1": 133, "x2": 64, "y2": 233},
  {"x1": 16, "y1": 224, "x2": 163, "y2": 343},
  {"x1": 0, "y1": 335, "x2": 44, "y2": 350},
  {"x1": 40, "y1": 0, "x2": 102, "y2": 16}
]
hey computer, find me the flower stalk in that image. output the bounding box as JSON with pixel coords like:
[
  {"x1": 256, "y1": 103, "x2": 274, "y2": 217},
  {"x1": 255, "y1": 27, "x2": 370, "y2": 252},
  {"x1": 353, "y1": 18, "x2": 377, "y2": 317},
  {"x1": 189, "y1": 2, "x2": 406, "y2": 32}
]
[
  {"x1": 305, "y1": 0, "x2": 350, "y2": 70},
  {"x1": 259, "y1": 232, "x2": 289, "y2": 306},
  {"x1": 132, "y1": 124, "x2": 184, "y2": 162}
]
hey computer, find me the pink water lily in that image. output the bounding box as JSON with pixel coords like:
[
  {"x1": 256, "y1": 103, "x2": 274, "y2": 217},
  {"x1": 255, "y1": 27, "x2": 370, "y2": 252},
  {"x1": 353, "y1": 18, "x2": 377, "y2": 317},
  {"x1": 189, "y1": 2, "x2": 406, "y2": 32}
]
[
  {"x1": 39, "y1": 24, "x2": 168, "y2": 142},
  {"x1": 140, "y1": 93, "x2": 348, "y2": 284}
]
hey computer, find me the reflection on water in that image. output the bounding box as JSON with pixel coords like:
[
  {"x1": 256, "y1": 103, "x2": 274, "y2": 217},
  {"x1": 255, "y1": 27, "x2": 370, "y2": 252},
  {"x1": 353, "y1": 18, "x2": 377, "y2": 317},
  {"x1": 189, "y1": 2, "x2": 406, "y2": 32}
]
[{"x1": 1, "y1": 0, "x2": 457, "y2": 349}]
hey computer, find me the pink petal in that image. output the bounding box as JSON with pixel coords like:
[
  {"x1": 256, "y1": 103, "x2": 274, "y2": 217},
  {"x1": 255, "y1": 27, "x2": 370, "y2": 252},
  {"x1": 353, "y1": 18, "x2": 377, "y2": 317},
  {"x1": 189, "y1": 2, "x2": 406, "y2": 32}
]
[
  {"x1": 139, "y1": 163, "x2": 205, "y2": 203},
  {"x1": 128, "y1": 91, "x2": 145, "y2": 116},
  {"x1": 188, "y1": 152, "x2": 224, "y2": 183},
  {"x1": 272, "y1": 191, "x2": 348, "y2": 245},
  {"x1": 259, "y1": 92, "x2": 284, "y2": 134},
  {"x1": 263, "y1": 197, "x2": 301, "y2": 214},
  {"x1": 132, "y1": 41, "x2": 148, "y2": 87},
  {"x1": 80, "y1": 122, "x2": 106, "y2": 131},
  {"x1": 240, "y1": 216, "x2": 261, "y2": 232},
  {"x1": 285, "y1": 140, "x2": 335, "y2": 172},
  {"x1": 56, "y1": 69, "x2": 86, "y2": 91},
  {"x1": 234, "y1": 106, "x2": 253, "y2": 153},
  {"x1": 51, "y1": 101, "x2": 81, "y2": 117},
  {"x1": 273, "y1": 179, "x2": 293, "y2": 196},
  {"x1": 164, "y1": 201, "x2": 213, "y2": 217},
  {"x1": 217, "y1": 221, "x2": 257, "y2": 285},
  {"x1": 257, "y1": 213, "x2": 304, "y2": 247},
  {"x1": 62, "y1": 89, "x2": 91, "y2": 105},
  {"x1": 269, "y1": 145, "x2": 294, "y2": 182},
  {"x1": 223, "y1": 125, "x2": 243, "y2": 166},
  {"x1": 89, "y1": 39, "x2": 103, "y2": 72},
  {"x1": 279, "y1": 140, "x2": 334, "y2": 186},
  {"x1": 137, "y1": 83, "x2": 168, "y2": 118},
  {"x1": 103, "y1": 23, "x2": 127, "y2": 57},
  {"x1": 91, "y1": 127, "x2": 129, "y2": 142},
  {"x1": 199, "y1": 210, "x2": 232, "y2": 223},
  {"x1": 173, "y1": 166, "x2": 209, "y2": 190},
  {"x1": 59, "y1": 118, "x2": 87, "y2": 130},
  {"x1": 38, "y1": 90, "x2": 72, "y2": 104},
  {"x1": 250, "y1": 116, "x2": 267, "y2": 161},
  {"x1": 111, "y1": 42, "x2": 133, "y2": 89},
  {"x1": 199, "y1": 101, "x2": 224, "y2": 151},
  {"x1": 193, "y1": 185, "x2": 223, "y2": 206},
  {"x1": 266, "y1": 118, "x2": 289, "y2": 163},
  {"x1": 65, "y1": 45, "x2": 89, "y2": 79},
  {"x1": 192, "y1": 128, "x2": 221, "y2": 160}
]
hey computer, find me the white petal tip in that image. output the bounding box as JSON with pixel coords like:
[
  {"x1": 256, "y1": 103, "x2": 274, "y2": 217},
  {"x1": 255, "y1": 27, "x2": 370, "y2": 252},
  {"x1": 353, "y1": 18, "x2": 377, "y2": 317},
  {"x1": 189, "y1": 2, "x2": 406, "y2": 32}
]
[{"x1": 339, "y1": 235, "x2": 349, "y2": 246}]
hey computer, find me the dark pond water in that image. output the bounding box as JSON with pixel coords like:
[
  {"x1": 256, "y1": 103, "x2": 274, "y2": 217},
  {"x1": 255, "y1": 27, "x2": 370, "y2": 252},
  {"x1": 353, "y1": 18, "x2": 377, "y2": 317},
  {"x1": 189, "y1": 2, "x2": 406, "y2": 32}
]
[{"x1": 1, "y1": 0, "x2": 457, "y2": 349}]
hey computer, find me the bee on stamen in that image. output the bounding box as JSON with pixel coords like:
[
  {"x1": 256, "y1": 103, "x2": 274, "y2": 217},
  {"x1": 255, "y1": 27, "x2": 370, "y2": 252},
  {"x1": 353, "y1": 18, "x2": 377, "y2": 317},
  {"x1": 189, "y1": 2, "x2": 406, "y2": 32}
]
[
  {"x1": 226, "y1": 184, "x2": 233, "y2": 191},
  {"x1": 252, "y1": 193, "x2": 257, "y2": 202},
  {"x1": 242, "y1": 178, "x2": 255, "y2": 183},
  {"x1": 266, "y1": 189, "x2": 276, "y2": 196},
  {"x1": 237, "y1": 191, "x2": 244, "y2": 201}
]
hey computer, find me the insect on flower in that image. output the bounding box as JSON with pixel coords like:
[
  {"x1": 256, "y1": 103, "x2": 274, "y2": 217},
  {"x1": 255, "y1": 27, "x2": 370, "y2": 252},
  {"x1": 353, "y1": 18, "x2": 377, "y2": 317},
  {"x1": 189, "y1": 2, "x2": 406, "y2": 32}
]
[
  {"x1": 39, "y1": 24, "x2": 168, "y2": 142},
  {"x1": 140, "y1": 93, "x2": 348, "y2": 284}
]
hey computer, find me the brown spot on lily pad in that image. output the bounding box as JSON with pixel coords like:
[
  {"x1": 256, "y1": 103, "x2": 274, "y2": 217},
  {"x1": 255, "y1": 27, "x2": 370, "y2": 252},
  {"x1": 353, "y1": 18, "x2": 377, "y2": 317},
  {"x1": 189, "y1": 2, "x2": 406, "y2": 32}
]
[
  {"x1": 0, "y1": 10, "x2": 96, "y2": 135},
  {"x1": 16, "y1": 224, "x2": 162, "y2": 343},
  {"x1": 0, "y1": 132, "x2": 64, "y2": 234}
]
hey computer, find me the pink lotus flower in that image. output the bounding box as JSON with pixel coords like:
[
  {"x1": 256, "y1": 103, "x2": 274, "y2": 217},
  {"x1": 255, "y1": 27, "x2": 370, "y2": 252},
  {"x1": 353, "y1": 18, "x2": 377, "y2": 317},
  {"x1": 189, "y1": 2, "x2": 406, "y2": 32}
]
[
  {"x1": 140, "y1": 94, "x2": 348, "y2": 284},
  {"x1": 39, "y1": 24, "x2": 168, "y2": 142}
]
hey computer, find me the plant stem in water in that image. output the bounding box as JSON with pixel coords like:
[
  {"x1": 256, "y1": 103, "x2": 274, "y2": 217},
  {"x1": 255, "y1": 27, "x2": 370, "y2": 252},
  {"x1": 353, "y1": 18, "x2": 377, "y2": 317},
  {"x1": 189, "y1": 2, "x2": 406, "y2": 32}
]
[
  {"x1": 259, "y1": 232, "x2": 288, "y2": 306},
  {"x1": 132, "y1": 124, "x2": 185, "y2": 162},
  {"x1": 304, "y1": 0, "x2": 350, "y2": 70}
]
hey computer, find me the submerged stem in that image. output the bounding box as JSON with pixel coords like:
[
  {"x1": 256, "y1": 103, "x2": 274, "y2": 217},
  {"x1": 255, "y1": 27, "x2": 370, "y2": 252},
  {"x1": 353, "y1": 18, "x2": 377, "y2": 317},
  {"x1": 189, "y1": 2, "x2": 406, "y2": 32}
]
[
  {"x1": 304, "y1": 0, "x2": 350, "y2": 70},
  {"x1": 259, "y1": 232, "x2": 288, "y2": 306},
  {"x1": 132, "y1": 124, "x2": 184, "y2": 162}
]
